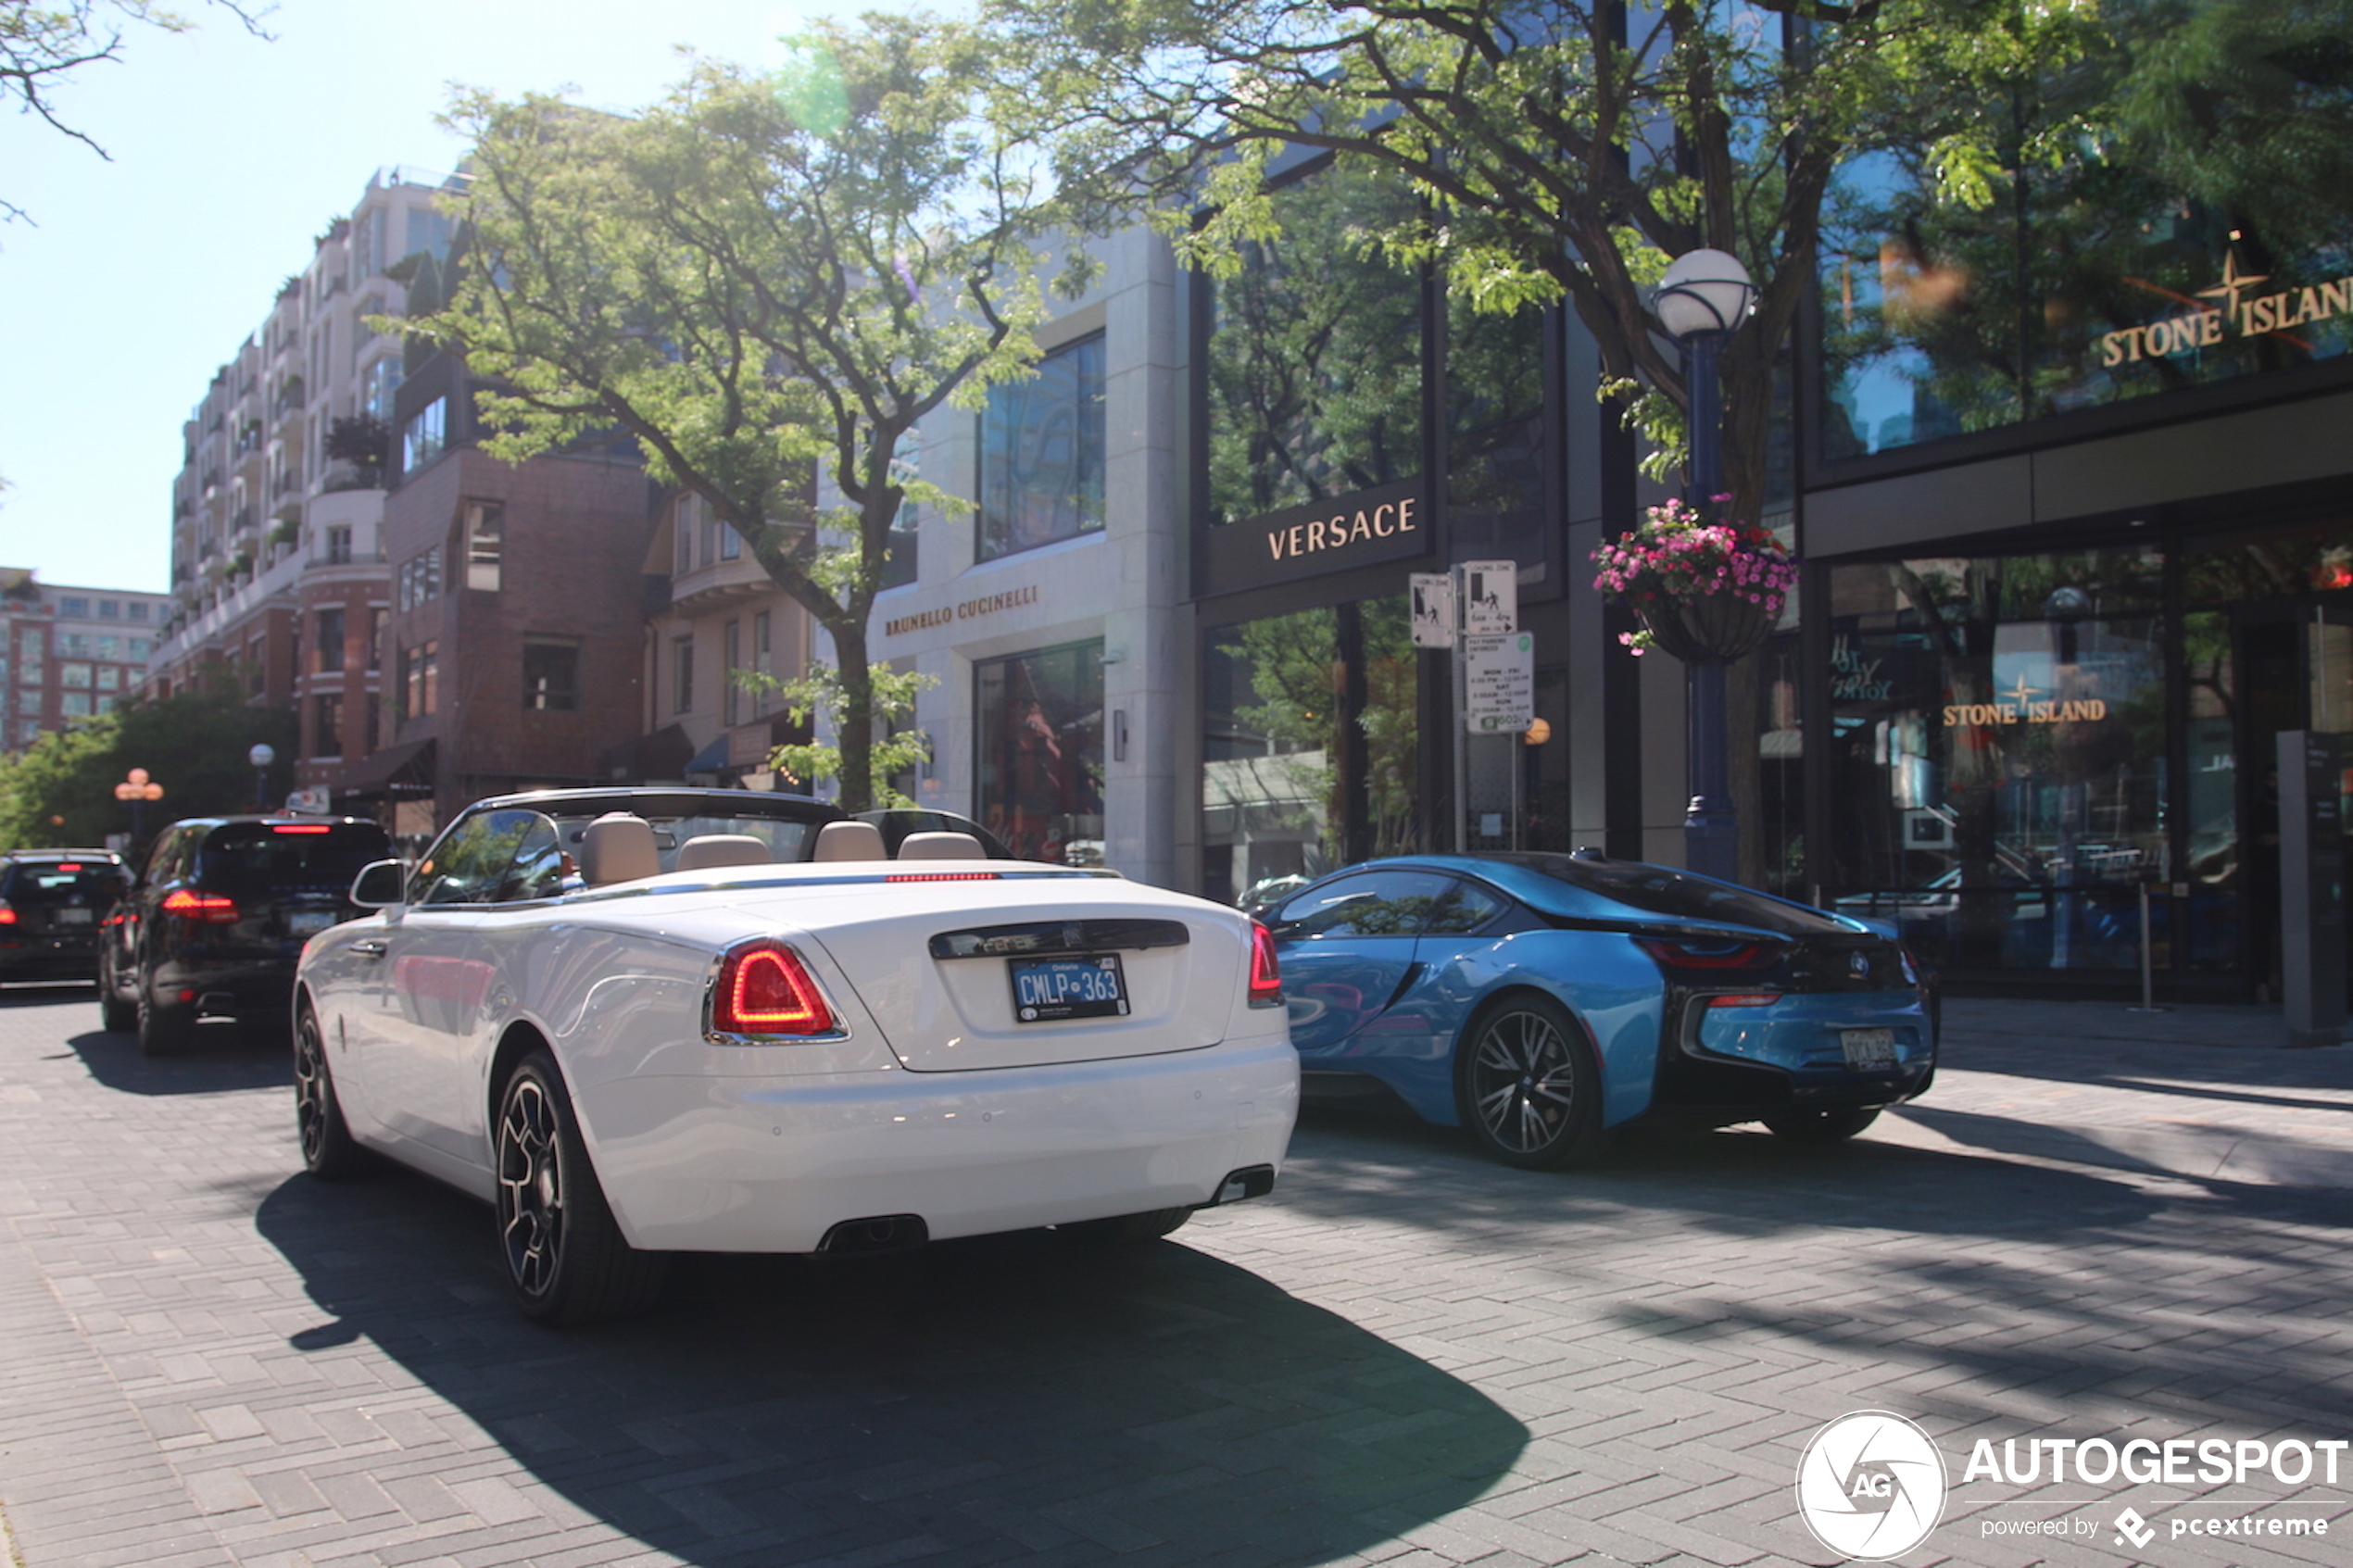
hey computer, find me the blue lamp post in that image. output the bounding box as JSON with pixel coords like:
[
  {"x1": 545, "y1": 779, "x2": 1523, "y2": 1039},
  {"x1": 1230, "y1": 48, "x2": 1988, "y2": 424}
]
[{"x1": 1652, "y1": 248, "x2": 1759, "y2": 882}]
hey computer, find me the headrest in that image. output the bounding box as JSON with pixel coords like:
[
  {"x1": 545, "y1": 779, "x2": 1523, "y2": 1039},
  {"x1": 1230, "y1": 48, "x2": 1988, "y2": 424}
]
[
  {"x1": 675, "y1": 834, "x2": 772, "y2": 871},
  {"x1": 580, "y1": 812, "x2": 661, "y2": 885},
  {"x1": 812, "y1": 821, "x2": 887, "y2": 862},
  {"x1": 897, "y1": 830, "x2": 985, "y2": 860}
]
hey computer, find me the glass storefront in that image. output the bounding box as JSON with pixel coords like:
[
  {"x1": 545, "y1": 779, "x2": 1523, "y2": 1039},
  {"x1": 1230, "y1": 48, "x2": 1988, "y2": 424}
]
[
  {"x1": 1825, "y1": 521, "x2": 2353, "y2": 989},
  {"x1": 975, "y1": 641, "x2": 1103, "y2": 865},
  {"x1": 1202, "y1": 596, "x2": 1418, "y2": 908}
]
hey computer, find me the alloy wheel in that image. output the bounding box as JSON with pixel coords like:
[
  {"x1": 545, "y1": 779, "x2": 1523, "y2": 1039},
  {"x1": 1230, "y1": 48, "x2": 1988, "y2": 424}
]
[
  {"x1": 497, "y1": 1075, "x2": 564, "y2": 1300},
  {"x1": 1467, "y1": 1005, "x2": 1580, "y2": 1157}
]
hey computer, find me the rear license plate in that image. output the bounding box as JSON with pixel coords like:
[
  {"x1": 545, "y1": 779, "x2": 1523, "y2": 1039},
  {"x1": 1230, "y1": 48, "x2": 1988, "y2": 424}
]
[
  {"x1": 54, "y1": 908, "x2": 92, "y2": 926},
  {"x1": 1009, "y1": 955, "x2": 1129, "y2": 1022},
  {"x1": 287, "y1": 910, "x2": 337, "y2": 936},
  {"x1": 1841, "y1": 1026, "x2": 1896, "y2": 1068}
]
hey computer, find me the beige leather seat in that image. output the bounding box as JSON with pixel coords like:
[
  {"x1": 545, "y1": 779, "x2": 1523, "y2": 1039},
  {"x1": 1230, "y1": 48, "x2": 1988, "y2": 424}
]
[
  {"x1": 675, "y1": 834, "x2": 772, "y2": 871},
  {"x1": 812, "y1": 821, "x2": 887, "y2": 862},
  {"x1": 580, "y1": 812, "x2": 661, "y2": 885},
  {"x1": 897, "y1": 830, "x2": 985, "y2": 860}
]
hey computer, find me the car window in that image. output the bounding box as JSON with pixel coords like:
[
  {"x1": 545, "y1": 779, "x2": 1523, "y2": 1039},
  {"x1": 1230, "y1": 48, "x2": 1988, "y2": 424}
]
[
  {"x1": 1426, "y1": 878, "x2": 1510, "y2": 935},
  {"x1": 1275, "y1": 869, "x2": 1456, "y2": 938},
  {"x1": 414, "y1": 809, "x2": 558, "y2": 906},
  {"x1": 1490, "y1": 852, "x2": 1851, "y2": 935},
  {"x1": 547, "y1": 811, "x2": 818, "y2": 872},
  {"x1": 1, "y1": 862, "x2": 125, "y2": 906},
  {"x1": 196, "y1": 822, "x2": 391, "y2": 899}
]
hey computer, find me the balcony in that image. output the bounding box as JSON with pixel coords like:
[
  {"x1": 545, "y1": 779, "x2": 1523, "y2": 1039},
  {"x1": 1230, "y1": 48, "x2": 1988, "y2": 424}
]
[{"x1": 668, "y1": 554, "x2": 774, "y2": 619}]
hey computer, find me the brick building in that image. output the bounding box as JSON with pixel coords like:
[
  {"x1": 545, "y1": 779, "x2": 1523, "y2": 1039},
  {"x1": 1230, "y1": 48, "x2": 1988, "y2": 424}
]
[{"x1": 0, "y1": 571, "x2": 173, "y2": 753}]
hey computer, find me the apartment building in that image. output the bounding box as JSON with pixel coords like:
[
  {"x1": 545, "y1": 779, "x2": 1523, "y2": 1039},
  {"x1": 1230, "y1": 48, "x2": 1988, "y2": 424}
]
[
  {"x1": 146, "y1": 169, "x2": 454, "y2": 798},
  {"x1": 0, "y1": 571, "x2": 172, "y2": 752}
]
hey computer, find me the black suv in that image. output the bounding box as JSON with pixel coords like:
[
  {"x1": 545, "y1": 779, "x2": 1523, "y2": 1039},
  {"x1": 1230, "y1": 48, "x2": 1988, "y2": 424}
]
[
  {"x1": 101, "y1": 815, "x2": 391, "y2": 1054},
  {"x1": 0, "y1": 849, "x2": 130, "y2": 983}
]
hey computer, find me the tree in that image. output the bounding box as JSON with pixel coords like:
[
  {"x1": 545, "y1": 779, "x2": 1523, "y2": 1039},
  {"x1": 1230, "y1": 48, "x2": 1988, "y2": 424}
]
[
  {"x1": 412, "y1": 16, "x2": 1074, "y2": 811},
  {"x1": 0, "y1": 678, "x2": 297, "y2": 853},
  {"x1": 993, "y1": 0, "x2": 2103, "y2": 882},
  {"x1": 3, "y1": 1, "x2": 269, "y2": 220}
]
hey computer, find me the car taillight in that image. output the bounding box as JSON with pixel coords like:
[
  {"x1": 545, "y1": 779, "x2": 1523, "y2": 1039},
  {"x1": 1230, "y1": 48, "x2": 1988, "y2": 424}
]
[
  {"x1": 271, "y1": 824, "x2": 331, "y2": 834},
  {"x1": 711, "y1": 941, "x2": 837, "y2": 1037},
  {"x1": 0, "y1": 904, "x2": 15, "y2": 925},
  {"x1": 886, "y1": 872, "x2": 1001, "y2": 883},
  {"x1": 1247, "y1": 921, "x2": 1282, "y2": 1008},
  {"x1": 162, "y1": 888, "x2": 240, "y2": 923},
  {"x1": 1705, "y1": 993, "x2": 1781, "y2": 1009},
  {"x1": 54, "y1": 863, "x2": 81, "y2": 872},
  {"x1": 1633, "y1": 935, "x2": 1776, "y2": 981}
]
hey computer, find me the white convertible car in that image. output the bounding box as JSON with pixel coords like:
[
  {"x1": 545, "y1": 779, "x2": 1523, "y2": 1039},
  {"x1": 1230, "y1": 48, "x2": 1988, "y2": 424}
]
[{"x1": 294, "y1": 789, "x2": 1298, "y2": 1325}]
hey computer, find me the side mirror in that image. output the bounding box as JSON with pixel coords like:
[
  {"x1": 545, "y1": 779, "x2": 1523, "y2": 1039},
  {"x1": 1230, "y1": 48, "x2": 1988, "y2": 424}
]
[{"x1": 350, "y1": 859, "x2": 409, "y2": 909}]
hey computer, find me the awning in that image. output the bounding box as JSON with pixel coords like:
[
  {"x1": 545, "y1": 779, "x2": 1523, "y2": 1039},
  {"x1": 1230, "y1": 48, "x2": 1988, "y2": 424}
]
[
  {"x1": 685, "y1": 734, "x2": 732, "y2": 775},
  {"x1": 335, "y1": 737, "x2": 436, "y2": 799}
]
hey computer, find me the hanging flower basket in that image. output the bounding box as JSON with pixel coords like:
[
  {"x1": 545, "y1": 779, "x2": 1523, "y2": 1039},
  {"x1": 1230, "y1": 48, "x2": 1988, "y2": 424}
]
[{"x1": 1591, "y1": 497, "x2": 1797, "y2": 661}]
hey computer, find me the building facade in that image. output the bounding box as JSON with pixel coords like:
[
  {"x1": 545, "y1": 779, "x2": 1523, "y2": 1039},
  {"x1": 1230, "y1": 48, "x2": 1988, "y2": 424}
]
[
  {"x1": 0, "y1": 571, "x2": 173, "y2": 753},
  {"x1": 148, "y1": 169, "x2": 453, "y2": 797}
]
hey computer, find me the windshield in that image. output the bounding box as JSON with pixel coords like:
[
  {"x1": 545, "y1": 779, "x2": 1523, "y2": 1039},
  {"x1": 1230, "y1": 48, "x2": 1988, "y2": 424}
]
[{"x1": 1486, "y1": 853, "x2": 1852, "y2": 935}]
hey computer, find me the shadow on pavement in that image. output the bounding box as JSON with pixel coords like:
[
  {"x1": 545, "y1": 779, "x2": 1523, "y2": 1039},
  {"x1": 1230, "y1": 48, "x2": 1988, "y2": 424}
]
[
  {"x1": 256, "y1": 1168, "x2": 1528, "y2": 1565},
  {"x1": 61, "y1": 1013, "x2": 291, "y2": 1096}
]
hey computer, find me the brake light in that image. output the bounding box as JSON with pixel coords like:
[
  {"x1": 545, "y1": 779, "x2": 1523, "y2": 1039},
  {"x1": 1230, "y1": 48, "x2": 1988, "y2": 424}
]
[
  {"x1": 162, "y1": 888, "x2": 240, "y2": 923},
  {"x1": 1705, "y1": 993, "x2": 1781, "y2": 1009},
  {"x1": 0, "y1": 904, "x2": 15, "y2": 925},
  {"x1": 1633, "y1": 935, "x2": 1778, "y2": 982},
  {"x1": 1248, "y1": 921, "x2": 1283, "y2": 1008},
  {"x1": 711, "y1": 941, "x2": 837, "y2": 1036},
  {"x1": 272, "y1": 824, "x2": 332, "y2": 834},
  {"x1": 55, "y1": 863, "x2": 81, "y2": 872},
  {"x1": 886, "y1": 872, "x2": 1001, "y2": 883}
]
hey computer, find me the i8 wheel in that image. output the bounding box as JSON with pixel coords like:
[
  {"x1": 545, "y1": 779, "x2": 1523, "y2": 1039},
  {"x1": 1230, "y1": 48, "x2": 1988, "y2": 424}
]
[
  {"x1": 495, "y1": 1051, "x2": 668, "y2": 1327},
  {"x1": 1763, "y1": 1107, "x2": 1881, "y2": 1144},
  {"x1": 1454, "y1": 994, "x2": 1609, "y2": 1170},
  {"x1": 293, "y1": 1005, "x2": 366, "y2": 1179}
]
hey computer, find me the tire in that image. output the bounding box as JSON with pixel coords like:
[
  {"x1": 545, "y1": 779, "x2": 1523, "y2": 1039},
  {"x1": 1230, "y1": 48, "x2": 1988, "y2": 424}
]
[
  {"x1": 97, "y1": 948, "x2": 136, "y2": 1034},
  {"x1": 1763, "y1": 1107, "x2": 1881, "y2": 1144},
  {"x1": 1056, "y1": 1207, "x2": 1193, "y2": 1245},
  {"x1": 494, "y1": 1051, "x2": 669, "y2": 1326},
  {"x1": 293, "y1": 1006, "x2": 367, "y2": 1179},
  {"x1": 1454, "y1": 993, "x2": 1609, "y2": 1170},
  {"x1": 136, "y1": 984, "x2": 195, "y2": 1058}
]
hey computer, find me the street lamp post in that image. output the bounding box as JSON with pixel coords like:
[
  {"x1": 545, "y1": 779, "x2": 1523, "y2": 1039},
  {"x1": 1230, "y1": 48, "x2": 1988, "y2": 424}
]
[
  {"x1": 247, "y1": 744, "x2": 276, "y2": 812},
  {"x1": 113, "y1": 768, "x2": 164, "y2": 846},
  {"x1": 1653, "y1": 248, "x2": 1758, "y2": 883}
]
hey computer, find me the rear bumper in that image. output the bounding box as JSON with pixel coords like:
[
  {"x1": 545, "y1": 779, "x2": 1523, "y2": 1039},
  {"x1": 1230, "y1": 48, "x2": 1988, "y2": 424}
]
[
  {"x1": 148, "y1": 955, "x2": 300, "y2": 1019},
  {"x1": 0, "y1": 934, "x2": 100, "y2": 980},
  {"x1": 1648, "y1": 990, "x2": 1935, "y2": 1123},
  {"x1": 574, "y1": 1036, "x2": 1301, "y2": 1253}
]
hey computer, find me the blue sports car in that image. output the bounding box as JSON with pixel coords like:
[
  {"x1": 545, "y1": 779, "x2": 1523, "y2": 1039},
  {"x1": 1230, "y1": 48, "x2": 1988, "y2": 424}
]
[{"x1": 1264, "y1": 850, "x2": 1936, "y2": 1167}]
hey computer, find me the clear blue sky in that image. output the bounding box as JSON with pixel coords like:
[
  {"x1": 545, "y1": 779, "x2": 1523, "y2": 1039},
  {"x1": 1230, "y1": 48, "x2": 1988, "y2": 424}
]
[{"x1": 0, "y1": 0, "x2": 859, "y2": 595}]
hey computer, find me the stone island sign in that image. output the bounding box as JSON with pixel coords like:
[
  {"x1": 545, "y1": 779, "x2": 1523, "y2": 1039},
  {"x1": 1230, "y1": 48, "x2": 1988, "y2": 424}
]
[{"x1": 2100, "y1": 252, "x2": 2353, "y2": 368}]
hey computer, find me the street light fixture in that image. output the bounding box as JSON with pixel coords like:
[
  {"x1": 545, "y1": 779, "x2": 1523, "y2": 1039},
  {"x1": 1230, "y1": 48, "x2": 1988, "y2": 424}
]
[
  {"x1": 1652, "y1": 247, "x2": 1758, "y2": 883},
  {"x1": 113, "y1": 768, "x2": 164, "y2": 846},
  {"x1": 247, "y1": 744, "x2": 276, "y2": 811}
]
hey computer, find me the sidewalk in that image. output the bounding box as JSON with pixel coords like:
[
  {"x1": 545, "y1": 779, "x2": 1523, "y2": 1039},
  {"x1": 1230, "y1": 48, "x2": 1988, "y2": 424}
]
[{"x1": 1882, "y1": 994, "x2": 2353, "y2": 1191}]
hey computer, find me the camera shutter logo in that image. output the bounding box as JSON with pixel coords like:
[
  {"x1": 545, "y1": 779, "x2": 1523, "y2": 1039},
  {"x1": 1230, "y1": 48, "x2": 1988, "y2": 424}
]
[{"x1": 1795, "y1": 1411, "x2": 1948, "y2": 1560}]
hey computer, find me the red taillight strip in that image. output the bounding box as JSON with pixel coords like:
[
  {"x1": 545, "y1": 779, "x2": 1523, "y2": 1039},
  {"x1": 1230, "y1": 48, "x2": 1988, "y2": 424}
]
[
  {"x1": 1247, "y1": 922, "x2": 1283, "y2": 1007},
  {"x1": 1705, "y1": 993, "x2": 1781, "y2": 1009},
  {"x1": 271, "y1": 824, "x2": 331, "y2": 834},
  {"x1": 161, "y1": 889, "x2": 239, "y2": 922},
  {"x1": 886, "y1": 872, "x2": 1002, "y2": 883}
]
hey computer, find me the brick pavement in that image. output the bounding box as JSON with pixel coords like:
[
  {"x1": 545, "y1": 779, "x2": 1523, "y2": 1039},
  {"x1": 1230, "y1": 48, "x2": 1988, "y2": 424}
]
[{"x1": 0, "y1": 986, "x2": 2347, "y2": 1568}]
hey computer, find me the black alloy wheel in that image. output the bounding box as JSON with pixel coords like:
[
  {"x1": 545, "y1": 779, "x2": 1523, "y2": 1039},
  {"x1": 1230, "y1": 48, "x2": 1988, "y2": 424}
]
[
  {"x1": 1763, "y1": 1106, "x2": 1881, "y2": 1144},
  {"x1": 293, "y1": 1006, "x2": 366, "y2": 1178},
  {"x1": 1455, "y1": 994, "x2": 1609, "y2": 1170},
  {"x1": 494, "y1": 1051, "x2": 668, "y2": 1327},
  {"x1": 135, "y1": 981, "x2": 195, "y2": 1058},
  {"x1": 96, "y1": 945, "x2": 136, "y2": 1034}
]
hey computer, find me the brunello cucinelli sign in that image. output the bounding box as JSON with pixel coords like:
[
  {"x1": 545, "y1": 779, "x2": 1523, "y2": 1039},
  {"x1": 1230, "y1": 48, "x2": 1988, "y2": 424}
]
[
  {"x1": 2099, "y1": 253, "x2": 2353, "y2": 367},
  {"x1": 1201, "y1": 481, "x2": 1430, "y2": 596},
  {"x1": 884, "y1": 583, "x2": 1040, "y2": 638}
]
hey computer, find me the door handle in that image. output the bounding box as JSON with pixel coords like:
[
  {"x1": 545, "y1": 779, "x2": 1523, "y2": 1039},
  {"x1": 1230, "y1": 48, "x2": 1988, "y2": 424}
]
[{"x1": 348, "y1": 939, "x2": 388, "y2": 959}]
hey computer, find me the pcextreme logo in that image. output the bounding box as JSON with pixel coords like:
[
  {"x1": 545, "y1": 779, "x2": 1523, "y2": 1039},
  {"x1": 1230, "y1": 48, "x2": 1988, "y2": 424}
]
[{"x1": 1794, "y1": 1411, "x2": 1948, "y2": 1561}]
